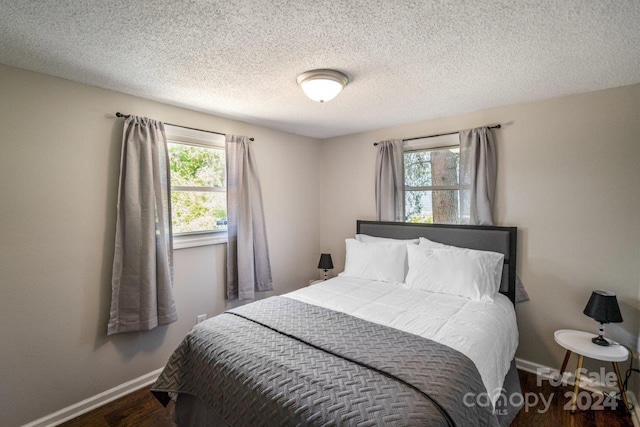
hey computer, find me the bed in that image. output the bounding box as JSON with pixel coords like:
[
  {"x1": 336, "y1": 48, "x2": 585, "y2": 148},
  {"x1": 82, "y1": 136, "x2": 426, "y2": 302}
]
[{"x1": 152, "y1": 221, "x2": 521, "y2": 426}]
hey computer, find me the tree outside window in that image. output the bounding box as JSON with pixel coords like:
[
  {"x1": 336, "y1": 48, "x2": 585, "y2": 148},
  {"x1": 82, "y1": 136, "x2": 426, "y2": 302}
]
[
  {"x1": 404, "y1": 146, "x2": 465, "y2": 224},
  {"x1": 168, "y1": 142, "x2": 227, "y2": 234}
]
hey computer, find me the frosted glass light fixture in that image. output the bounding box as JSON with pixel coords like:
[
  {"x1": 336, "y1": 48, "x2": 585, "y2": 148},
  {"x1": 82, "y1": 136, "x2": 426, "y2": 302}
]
[{"x1": 297, "y1": 69, "x2": 349, "y2": 103}]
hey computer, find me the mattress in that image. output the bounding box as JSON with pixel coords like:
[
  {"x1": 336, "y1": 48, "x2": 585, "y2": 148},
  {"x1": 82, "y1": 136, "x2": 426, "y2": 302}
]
[{"x1": 284, "y1": 275, "x2": 518, "y2": 405}]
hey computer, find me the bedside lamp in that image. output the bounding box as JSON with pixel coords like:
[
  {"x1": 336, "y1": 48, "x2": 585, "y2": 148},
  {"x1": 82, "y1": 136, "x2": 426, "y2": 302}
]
[
  {"x1": 583, "y1": 290, "x2": 623, "y2": 346},
  {"x1": 318, "y1": 254, "x2": 334, "y2": 280}
]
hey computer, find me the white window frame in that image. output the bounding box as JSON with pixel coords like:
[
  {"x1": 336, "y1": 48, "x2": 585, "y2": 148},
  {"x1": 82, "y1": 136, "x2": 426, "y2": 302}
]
[
  {"x1": 165, "y1": 125, "x2": 227, "y2": 249},
  {"x1": 404, "y1": 133, "x2": 463, "y2": 223}
]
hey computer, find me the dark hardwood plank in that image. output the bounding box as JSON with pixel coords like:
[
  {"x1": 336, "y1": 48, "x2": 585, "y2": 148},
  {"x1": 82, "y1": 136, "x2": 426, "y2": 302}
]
[
  {"x1": 511, "y1": 370, "x2": 633, "y2": 427},
  {"x1": 60, "y1": 370, "x2": 632, "y2": 426},
  {"x1": 60, "y1": 386, "x2": 175, "y2": 427}
]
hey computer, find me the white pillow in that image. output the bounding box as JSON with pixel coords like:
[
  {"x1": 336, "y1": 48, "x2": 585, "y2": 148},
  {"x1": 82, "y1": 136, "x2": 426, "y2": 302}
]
[
  {"x1": 405, "y1": 245, "x2": 504, "y2": 301},
  {"x1": 418, "y1": 236, "x2": 451, "y2": 249},
  {"x1": 340, "y1": 239, "x2": 406, "y2": 283},
  {"x1": 419, "y1": 237, "x2": 504, "y2": 289},
  {"x1": 356, "y1": 234, "x2": 420, "y2": 245},
  {"x1": 355, "y1": 234, "x2": 418, "y2": 278}
]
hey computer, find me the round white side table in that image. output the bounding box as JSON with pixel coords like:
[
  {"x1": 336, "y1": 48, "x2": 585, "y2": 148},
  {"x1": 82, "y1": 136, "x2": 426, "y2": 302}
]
[{"x1": 554, "y1": 329, "x2": 629, "y2": 412}]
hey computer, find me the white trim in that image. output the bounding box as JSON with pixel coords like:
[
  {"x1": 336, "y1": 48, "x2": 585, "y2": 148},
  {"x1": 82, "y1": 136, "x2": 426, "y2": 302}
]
[
  {"x1": 403, "y1": 133, "x2": 460, "y2": 151},
  {"x1": 173, "y1": 231, "x2": 227, "y2": 249},
  {"x1": 405, "y1": 185, "x2": 460, "y2": 191},
  {"x1": 172, "y1": 185, "x2": 226, "y2": 193},
  {"x1": 21, "y1": 368, "x2": 163, "y2": 427},
  {"x1": 165, "y1": 124, "x2": 225, "y2": 148},
  {"x1": 632, "y1": 393, "x2": 640, "y2": 427},
  {"x1": 165, "y1": 125, "x2": 228, "y2": 240},
  {"x1": 516, "y1": 357, "x2": 638, "y2": 426}
]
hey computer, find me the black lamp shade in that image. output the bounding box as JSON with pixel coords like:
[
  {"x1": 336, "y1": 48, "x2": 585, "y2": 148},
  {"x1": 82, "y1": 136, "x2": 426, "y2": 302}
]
[
  {"x1": 583, "y1": 290, "x2": 623, "y2": 324},
  {"x1": 318, "y1": 253, "x2": 334, "y2": 270}
]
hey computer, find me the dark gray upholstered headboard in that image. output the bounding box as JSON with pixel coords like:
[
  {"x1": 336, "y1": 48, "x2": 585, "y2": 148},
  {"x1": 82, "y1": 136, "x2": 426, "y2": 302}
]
[{"x1": 357, "y1": 221, "x2": 518, "y2": 304}]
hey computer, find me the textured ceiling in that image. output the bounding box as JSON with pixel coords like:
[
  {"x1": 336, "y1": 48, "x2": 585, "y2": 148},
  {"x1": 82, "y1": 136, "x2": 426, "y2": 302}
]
[{"x1": 1, "y1": 1, "x2": 639, "y2": 139}]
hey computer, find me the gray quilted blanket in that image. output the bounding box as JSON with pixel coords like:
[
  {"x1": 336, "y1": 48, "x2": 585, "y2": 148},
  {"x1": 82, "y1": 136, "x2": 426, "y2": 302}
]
[{"x1": 152, "y1": 297, "x2": 498, "y2": 426}]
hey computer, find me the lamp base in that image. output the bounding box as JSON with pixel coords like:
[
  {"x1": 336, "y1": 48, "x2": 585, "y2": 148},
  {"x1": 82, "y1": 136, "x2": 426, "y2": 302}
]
[{"x1": 592, "y1": 335, "x2": 610, "y2": 346}]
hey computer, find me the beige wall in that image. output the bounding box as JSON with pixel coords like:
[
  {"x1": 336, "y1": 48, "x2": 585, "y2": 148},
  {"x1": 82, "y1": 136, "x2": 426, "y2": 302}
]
[
  {"x1": 319, "y1": 84, "x2": 640, "y2": 396},
  {"x1": 1, "y1": 62, "x2": 638, "y2": 426},
  {"x1": 0, "y1": 65, "x2": 321, "y2": 426}
]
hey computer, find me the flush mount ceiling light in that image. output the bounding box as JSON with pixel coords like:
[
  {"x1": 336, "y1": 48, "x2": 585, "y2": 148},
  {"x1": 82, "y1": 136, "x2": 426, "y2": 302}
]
[{"x1": 296, "y1": 69, "x2": 349, "y2": 103}]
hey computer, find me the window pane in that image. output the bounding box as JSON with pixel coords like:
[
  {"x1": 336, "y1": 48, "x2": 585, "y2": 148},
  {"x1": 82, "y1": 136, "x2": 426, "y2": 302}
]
[
  {"x1": 171, "y1": 191, "x2": 227, "y2": 233},
  {"x1": 168, "y1": 143, "x2": 225, "y2": 187},
  {"x1": 404, "y1": 148, "x2": 459, "y2": 187},
  {"x1": 405, "y1": 151, "x2": 432, "y2": 187},
  {"x1": 405, "y1": 190, "x2": 467, "y2": 224}
]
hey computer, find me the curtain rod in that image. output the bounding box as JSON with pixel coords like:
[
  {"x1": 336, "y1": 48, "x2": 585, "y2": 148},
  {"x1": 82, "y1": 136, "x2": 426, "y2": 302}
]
[
  {"x1": 115, "y1": 112, "x2": 255, "y2": 141},
  {"x1": 372, "y1": 124, "x2": 501, "y2": 146}
]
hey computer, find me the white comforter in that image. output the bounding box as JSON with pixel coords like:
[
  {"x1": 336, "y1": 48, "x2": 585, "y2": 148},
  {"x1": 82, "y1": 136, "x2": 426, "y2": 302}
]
[{"x1": 284, "y1": 276, "x2": 518, "y2": 405}]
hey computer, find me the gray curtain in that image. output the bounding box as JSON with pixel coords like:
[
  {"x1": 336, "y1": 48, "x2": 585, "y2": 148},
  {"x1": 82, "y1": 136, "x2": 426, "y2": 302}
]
[
  {"x1": 459, "y1": 127, "x2": 497, "y2": 226},
  {"x1": 459, "y1": 127, "x2": 529, "y2": 302},
  {"x1": 375, "y1": 140, "x2": 404, "y2": 221},
  {"x1": 226, "y1": 135, "x2": 273, "y2": 300},
  {"x1": 108, "y1": 116, "x2": 177, "y2": 335}
]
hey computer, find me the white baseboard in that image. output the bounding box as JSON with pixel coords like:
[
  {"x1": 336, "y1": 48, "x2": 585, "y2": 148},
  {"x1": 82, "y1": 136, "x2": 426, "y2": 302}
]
[
  {"x1": 516, "y1": 357, "x2": 639, "y2": 427},
  {"x1": 21, "y1": 368, "x2": 163, "y2": 427},
  {"x1": 631, "y1": 394, "x2": 640, "y2": 427}
]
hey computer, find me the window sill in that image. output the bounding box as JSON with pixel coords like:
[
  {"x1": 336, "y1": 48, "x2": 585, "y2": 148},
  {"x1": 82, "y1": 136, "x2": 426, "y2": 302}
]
[{"x1": 173, "y1": 232, "x2": 227, "y2": 250}]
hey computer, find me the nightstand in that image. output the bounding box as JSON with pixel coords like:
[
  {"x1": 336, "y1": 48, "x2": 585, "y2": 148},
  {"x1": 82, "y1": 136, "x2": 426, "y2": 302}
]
[
  {"x1": 308, "y1": 279, "x2": 324, "y2": 286},
  {"x1": 554, "y1": 329, "x2": 629, "y2": 412}
]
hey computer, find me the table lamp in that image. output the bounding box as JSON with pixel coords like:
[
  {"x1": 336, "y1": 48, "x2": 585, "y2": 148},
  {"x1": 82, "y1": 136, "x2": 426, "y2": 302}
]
[
  {"x1": 317, "y1": 254, "x2": 334, "y2": 280},
  {"x1": 583, "y1": 290, "x2": 623, "y2": 346}
]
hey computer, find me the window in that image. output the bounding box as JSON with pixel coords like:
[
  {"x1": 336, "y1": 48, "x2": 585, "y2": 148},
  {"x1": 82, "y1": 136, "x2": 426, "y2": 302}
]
[
  {"x1": 404, "y1": 133, "x2": 468, "y2": 224},
  {"x1": 165, "y1": 125, "x2": 227, "y2": 248}
]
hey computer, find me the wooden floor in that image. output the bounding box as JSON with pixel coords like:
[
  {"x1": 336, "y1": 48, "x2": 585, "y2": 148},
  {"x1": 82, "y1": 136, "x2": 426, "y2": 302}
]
[
  {"x1": 60, "y1": 370, "x2": 633, "y2": 427},
  {"x1": 60, "y1": 388, "x2": 175, "y2": 427},
  {"x1": 511, "y1": 370, "x2": 633, "y2": 427}
]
